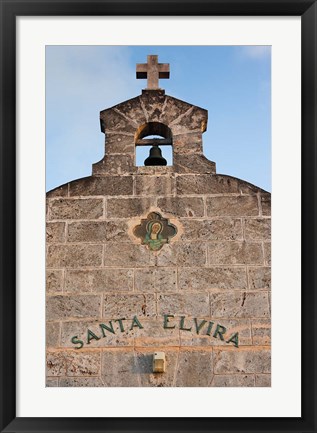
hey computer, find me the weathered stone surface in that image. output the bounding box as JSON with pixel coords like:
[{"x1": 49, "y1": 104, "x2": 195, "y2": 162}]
[
  {"x1": 154, "y1": 244, "x2": 178, "y2": 266},
  {"x1": 100, "y1": 108, "x2": 137, "y2": 133},
  {"x1": 46, "y1": 270, "x2": 64, "y2": 293},
  {"x1": 65, "y1": 269, "x2": 133, "y2": 293},
  {"x1": 252, "y1": 319, "x2": 271, "y2": 345},
  {"x1": 69, "y1": 176, "x2": 133, "y2": 197},
  {"x1": 107, "y1": 197, "x2": 154, "y2": 218},
  {"x1": 48, "y1": 351, "x2": 100, "y2": 377},
  {"x1": 137, "y1": 166, "x2": 174, "y2": 176},
  {"x1": 104, "y1": 243, "x2": 152, "y2": 267},
  {"x1": 210, "y1": 291, "x2": 270, "y2": 318},
  {"x1": 212, "y1": 374, "x2": 255, "y2": 387},
  {"x1": 46, "y1": 378, "x2": 59, "y2": 387},
  {"x1": 61, "y1": 320, "x2": 134, "y2": 348},
  {"x1": 46, "y1": 322, "x2": 60, "y2": 347},
  {"x1": 108, "y1": 96, "x2": 146, "y2": 126},
  {"x1": 176, "y1": 242, "x2": 207, "y2": 266},
  {"x1": 158, "y1": 293, "x2": 210, "y2": 316},
  {"x1": 46, "y1": 222, "x2": 66, "y2": 243},
  {"x1": 255, "y1": 374, "x2": 271, "y2": 387},
  {"x1": 134, "y1": 319, "x2": 180, "y2": 346},
  {"x1": 93, "y1": 154, "x2": 136, "y2": 176},
  {"x1": 48, "y1": 199, "x2": 103, "y2": 220},
  {"x1": 135, "y1": 175, "x2": 175, "y2": 196},
  {"x1": 175, "y1": 350, "x2": 213, "y2": 386},
  {"x1": 104, "y1": 294, "x2": 156, "y2": 318},
  {"x1": 59, "y1": 377, "x2": 104, "y2": 387},
  {"x1": 206, "y1": 195, "x2": 259, "y2": 217},
  {"x1": 208, "y1": 241, "x2": 263, "y2": 265},
  {"x1": 140, "y1": 89, "x2": 166, "y2": 121},
  {"x1": 136, "y1": 349, "x2": 178, "y2": 387},
  {"x1": 47, "y1": 184, "x2": 68, "y2": 198},
  {"x1": 66, "y1": 351, "x2": 100, "y2": 376},
  {"x1": 67, "y1": 220, "x2": 129, "y2": 243},
  {"x1": 104, "y1": 133, "x2": 134, "y2": 154},
  {"x1": 101, "y1": 350, "x2": 139, "y2": 386},
  {"x1": 177, "y1": 174, "x2": 239, "y2": 195},
  {"x1": 223, "y1": 319, "x2": 253, "y2": 345},
  {"x1": 46, "y1": 295, "x2": 101, "y2": 320},
  {"x1": 173, "y1": 132, "x2": 203, "y2": 154},
  {"x1": 180, "y1": 219, "x2": 243, "y2": 241},
  {"x1": 238, "y1": 180, "x2": 263, "y2": 195},
  {"x1": 179, "y1": 318, "x2": 251, "y2": 346},
  {"x1": 159, "y1": 95, "x2": 194, "y2": 126},
  {"x1": 180, "y1": 335, "x2": 215, "y2": 347},
  {"x1": 263, "y1": 242, "x2": 271, "y2": 265},
  {"x1": 179, "y1": 267, "x2": 247, "y2": 290},
  {"x1": 248, "y1": 267, "x2": 271, "y2": 290},
  {"x1": 157, "y1": 197, "x2": 204, "y2": 217},
  {"x1": 46, "y1": 351, "x2": 66, "y2": 376},
  {"x1": 47, "y1": 244, "x2": 103, "y2": 268},
  {"x1": 260, "y1": 193, "x2": 271, "y2": 216},
  {"x1": 134, "y1": 268, "x2": 177, "y2": 292},
  {"x1": 174, "y1": 154, "x2": 216, "y2": 174},
  {"x1": 244, "y1": 218, "x2": 271, "y2": 240},
  {"x1": 155, "y1": 242, "x2": 207, "y2": 267},
  {"x1": 171, "y1": 105, "x2": 207, "y2": 135},
  {"x1": 214, "y1": 348, "x2": 270, "y2": 374}
]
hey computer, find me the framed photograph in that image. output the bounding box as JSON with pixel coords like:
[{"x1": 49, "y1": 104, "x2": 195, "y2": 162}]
[{"x1": 0, "y1": 1, "x2": 316, "y2": 432}]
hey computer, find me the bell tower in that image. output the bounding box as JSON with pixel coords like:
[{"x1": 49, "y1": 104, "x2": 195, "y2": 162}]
[{"x1": 95, "y1": 54, "x2": 215, "y2": 175}]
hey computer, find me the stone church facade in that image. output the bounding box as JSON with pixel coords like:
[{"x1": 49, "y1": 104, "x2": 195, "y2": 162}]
[{"x1": 46, "y1": 56, "x2": 271, "y2": 387}]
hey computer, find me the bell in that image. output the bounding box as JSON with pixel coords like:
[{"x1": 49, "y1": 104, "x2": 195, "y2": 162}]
[{"x1": 144, "y1": 145, "x2": 167, "y2": 166}]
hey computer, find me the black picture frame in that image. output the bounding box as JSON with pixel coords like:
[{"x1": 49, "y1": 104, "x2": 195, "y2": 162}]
[{"x1": 0, "y1": 1, "x2": 316, "y2": 432}]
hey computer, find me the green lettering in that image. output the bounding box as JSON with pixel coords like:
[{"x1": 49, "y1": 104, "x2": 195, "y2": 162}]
[
  {"x1": 71, "y1": 336, "x2": 84, "y2": 350},
  {"x1": 163, "y1": 314, "x2": 175, "y2": 329},
  {"x1": 213, "y1": 324, "x2": 227, "y2": 341},
  {"x1": 87, "y1": 329, "x2": 100, "y2": 344},
  {"x1": 99, "y1": 321, "x2": 115, "y2": 336},
  {"x1": 130, "y1": 315, "x2": 143, "y2": 330},
  {"x1": 194, "y1": 318, "x2": 207, "y2": 334},
  {"x1": 206, "y1": 321, "x2": 214, "y2": 336},
  {"x1": 115, "y1": 318, "x2": 126, "y2": 332},
  {"x1": 226, "y1": 332, "x2": 239, "y2": 348},
  {"x1": 180, "y1": 316, "x2": 192, "y2": 331}
]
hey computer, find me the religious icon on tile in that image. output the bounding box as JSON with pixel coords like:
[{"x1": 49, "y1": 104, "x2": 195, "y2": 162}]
[{"x1": 133, "y1": 212, "x2": 177, "y2": 251}]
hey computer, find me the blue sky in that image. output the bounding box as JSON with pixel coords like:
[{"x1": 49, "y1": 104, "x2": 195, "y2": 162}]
[{"x1": 46, "y1": 46, "x2": 271, "y2": 192}]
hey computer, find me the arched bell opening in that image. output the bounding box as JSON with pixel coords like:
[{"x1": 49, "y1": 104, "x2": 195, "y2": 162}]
[{"x1": 135, "y1": 122, "x2": 173, "y2": 167}]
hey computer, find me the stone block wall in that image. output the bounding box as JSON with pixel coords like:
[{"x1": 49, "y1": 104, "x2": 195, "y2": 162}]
[
  {"x1": 46, "y1": 170, "x2": 271, "y2": 387},
  {"x1": 46, "y1": 90, "x2": 270, "y2": 387}
]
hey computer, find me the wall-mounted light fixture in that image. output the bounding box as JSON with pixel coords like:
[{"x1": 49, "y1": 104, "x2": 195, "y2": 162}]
[{"x1": 153, "y1": 352, "x2": 166, "y2": 373}]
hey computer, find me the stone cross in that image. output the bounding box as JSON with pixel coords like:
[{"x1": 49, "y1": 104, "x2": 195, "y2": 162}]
[{"x1": 136, "y1": 55, "x2": 170, "y2": 89}]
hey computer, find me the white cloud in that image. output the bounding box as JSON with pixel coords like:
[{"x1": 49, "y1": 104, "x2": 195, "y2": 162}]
[{"x1": 240, "y1": 46, "x2": 271, "y2": 59}]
